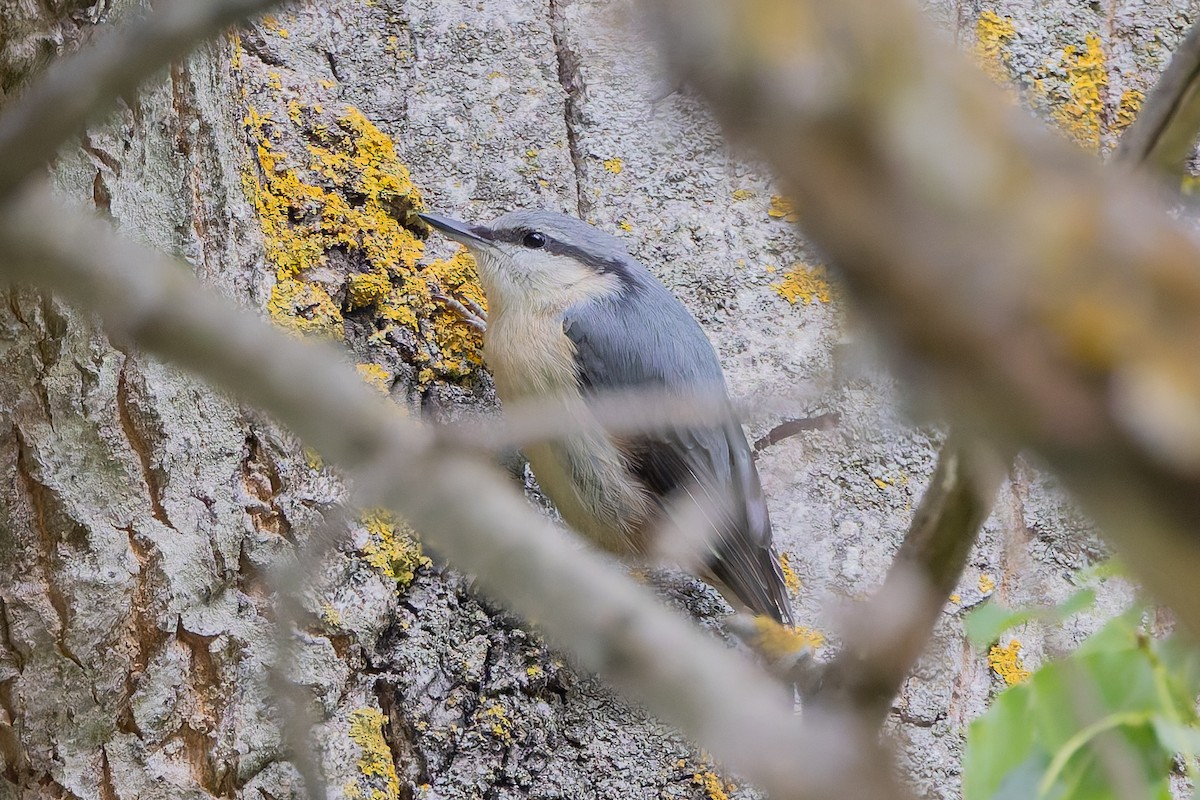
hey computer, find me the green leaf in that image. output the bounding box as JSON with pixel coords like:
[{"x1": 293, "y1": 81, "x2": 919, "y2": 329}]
[
  {"x1": 965, "y1": 603, "x2": 1034, "y2": 649},
  {"x1": 964, "y1": 679, "x2": 1036, "y2": 799},
  {"x1": 1151, "y1": 716, "x2": 1200, "y2": 757},
  {"x1": 965, "y1": 587, "x2": 1097, "y2": 649},
  {"x1": 966, "y1": 609, "x2": 1199, "y2": 800}
]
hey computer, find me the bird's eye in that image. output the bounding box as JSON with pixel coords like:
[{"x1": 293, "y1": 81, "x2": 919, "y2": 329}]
[{"x1": 522, "y1": 231, "x2": 546, "y2": 249}]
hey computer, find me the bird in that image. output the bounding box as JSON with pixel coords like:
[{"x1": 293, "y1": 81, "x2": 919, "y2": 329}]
[{"x1": 419, "y1": 209, "x2": 794, "y2": 626}]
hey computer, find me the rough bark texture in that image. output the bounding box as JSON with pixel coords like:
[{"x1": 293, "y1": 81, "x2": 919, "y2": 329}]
[{"x1": 0, "y1": 0, "x2": 1193, "y2": 798}]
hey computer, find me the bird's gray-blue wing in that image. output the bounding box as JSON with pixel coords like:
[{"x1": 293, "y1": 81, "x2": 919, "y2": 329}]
[{"x1": 564, "y1": 292, "x2": 794, "y2": 625}]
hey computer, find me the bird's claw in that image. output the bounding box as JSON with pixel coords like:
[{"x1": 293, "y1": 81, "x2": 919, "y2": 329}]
[{"x1": 432, "y1": 288, "x2": 488, "y2": 331}]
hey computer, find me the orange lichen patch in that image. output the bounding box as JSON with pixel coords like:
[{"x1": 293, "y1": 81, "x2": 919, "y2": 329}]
[
  {"x1": 602, "y1": 157, "x2": 624, "y2": 174},
  {"x1": 321, "y1": 604, "x2": 343, "y2": 627},
  {"x1": 479, "y1": 704, "x2": 515, "y2": 743},
  {"x1": 773, "y1": 263, "x2": 834, "y2": 305},
  {"x1": 692, "y1": 770, "x2": 730, "y2": 800},
  {"x1": 266, "y1": 276, "x2": 344, "y2": 338},
  {"x1": 767, "y1": 194, "x2": 798, "y2": 222},
  {"x1": 356, "y1": 363, "x2": 391, "y2": 393},
  {"x1": 240, "y1": 87, "x2": 485, "y2": 384},
  {"x1": 258, "y1": 14, "x2": 290, "y2": 38},
  {"x1": 988, "y1": 640, "x2": 1031, "y2": 685},
  {"x1": 1115, "y1": 88, "x2": 1144, "y2": 132},
  {"x1": 778, "y1": 552, "x2": 802, "y2": 595},
  {"x1": 347, "y1": 270, "x2": 392, "y2": 310},
  {"x1": 1044, "y1": 33, "x2": 1108, "y2": 151},
  {"x1": 974, "y1": 10, "x2": 1016, "y2": 86},
  {"x1": 751, "y1": 617, "x2": 825, "y2": 660},
  {"x1": 229, "y1": 33, "x2": 243, "y2": 71},
  {"x1": 359, "y1": 509, "x2": 431, "y2": 586},
  {"x1": 978, "y1": 573, "x2": 996, "y2": 594},
  {"x1": 346, "y1": 709, "x2": 401, "y2": 800}
]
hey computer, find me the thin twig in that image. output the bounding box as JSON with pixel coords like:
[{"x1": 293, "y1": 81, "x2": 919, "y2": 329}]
[
  {"x1": 810, "y1": 435, "x2": 1006, "y2": 724},
  {"x1": 1112, "y1": 16, "x2": 1200, "y2": 173},
  {"x1": 0, "y1": 183, "x2": 911, "y2": 800},
  {"x1": 0, "y1": 0, "x2": 282, "y2": 199},
  {"x1": 752, "y1": 413, "x2": 840, "y2": 453}
]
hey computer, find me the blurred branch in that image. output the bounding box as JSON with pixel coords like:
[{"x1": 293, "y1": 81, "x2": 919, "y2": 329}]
[
  {"x1": 269, "y1": 509, "x2": 356, "y2": 800},
  {"x1": 811, "y1": 435, "x2": 1006, "y2": 724},
  {"x1": 809, "y1": 7, "x2": 1200, "y2": 727},
  {"x1": 1112, "y1": 16, "x2": 1200, "y2": 173},
  {"x1": 647, "y1": 0, "x2": 1200, "y2": 635},
  {"x1": 0, "y1": 0, "x2": 281, "y2": 198},
  {"x1": 0, "y1": 182, "x2": 910, "y2": 800}
]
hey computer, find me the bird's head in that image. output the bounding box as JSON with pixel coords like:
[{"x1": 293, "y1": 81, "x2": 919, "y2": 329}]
[{"x1": 419, "y1": 209, "x2": 640, "y2": 314}]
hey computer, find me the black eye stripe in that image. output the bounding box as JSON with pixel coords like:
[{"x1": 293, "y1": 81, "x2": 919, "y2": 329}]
[{"x1": 489, "y1": 226, "x2": 635, "y2": 282}]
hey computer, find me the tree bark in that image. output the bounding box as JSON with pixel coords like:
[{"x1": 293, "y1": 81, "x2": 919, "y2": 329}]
[{"x1": 0, "y1": 0, "x2": 1191, "y2": 798}]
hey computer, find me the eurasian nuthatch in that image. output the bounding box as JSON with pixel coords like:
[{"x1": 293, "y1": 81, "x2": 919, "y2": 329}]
[{"x1": 420, "y1": 209, "x2": 794, "y2": 625}]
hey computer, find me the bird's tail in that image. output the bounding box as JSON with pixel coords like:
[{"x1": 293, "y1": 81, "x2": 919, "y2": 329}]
[{"x1": 707, "y1": 541, "x2": 795, "y2": 626}]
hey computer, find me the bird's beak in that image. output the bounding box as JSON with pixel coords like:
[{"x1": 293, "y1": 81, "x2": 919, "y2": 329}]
[{"x1": 418, "y1": 212, "x2": 490, "y2": 247}]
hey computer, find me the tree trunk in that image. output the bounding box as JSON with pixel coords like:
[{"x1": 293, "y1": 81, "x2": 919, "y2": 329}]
[{"x1": 0, "y1": 0, "x2": 1189, "y2": 797}]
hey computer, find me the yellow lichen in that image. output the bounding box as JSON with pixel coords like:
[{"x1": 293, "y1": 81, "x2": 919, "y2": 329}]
[
  {"x1": 618, "y1": 220, "x2": 632, "y2": 232},
  {"x1": 423, "y1": 249, "x2": 487, "y2": 375},
  {"x1": 778, "y1": 552, "x2": 802, "y2": 596},
  {"x1": 240, "y1": 73, "x2": 485, "y2": 384},
  {"x1": 229, "y1": 33, "x2": 243, "y2": 71},
  {"x1": 266, "y1": 276, "x2": 345, "y2": 338},
  {"x1": 525, "y1": 665, "x2": 543, "y2": 679},
  {"x1": 1116, "y1": 88, "x2": 1144, "y2": 132},
  {"x1": 988, "y1": 640, "x2": 1031, "y2": 685},
  {"x1": 773, "y1": 263, "x2": 834, "y2": 305},
  {"x1": 603, "y1": 157, "x2": 624, "y2": 174},
  {"x1": 767, "y1": 194, "x2": 798, "y2": 222},
  {"x1": 949, "y1": 593, "x2": 962, "y2": 604},
  {"x1": 347, "y1": 270, "x2": 392, "y2": 309},
  {"x1": 479, "y1": 704, "x2": 514, "y2": 743},
  {"x1": 346, "y1": 708, "x2": 401, "y2": 800},
  {"x1": 693, "y1": 770, "x2": 730, "y2": 800},
  {"x1": 978, "y1": 573, "x2": 996, "y2": 594},
  {"x1": 751, "y1": 617, "x2": 825, "y2": 660},
  {"x1": 731, "y1": 188, "x2": 755, "y2": 201},
  {"x1": 321, "y1": 604, "x2": 343, "y2": 627},
  {"x1": 359, "y1": 509, "x2": 432, "y2": 585},
  {"x1": 356, "y1": 363, "x2": 391, "y2": 393},
  {"x1": 1049, "y1": 33, "x2": 1108, "y2": 151},
  {"x1": 974, "y1": 10, "x2": 1016, "y2": 85}
]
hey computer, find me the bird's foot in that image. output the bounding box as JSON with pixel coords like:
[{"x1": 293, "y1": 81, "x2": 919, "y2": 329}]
[{"x1": 432, "y1": 288, "x2": 488, "y2": 331}]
